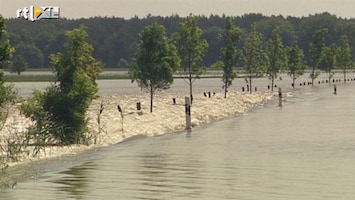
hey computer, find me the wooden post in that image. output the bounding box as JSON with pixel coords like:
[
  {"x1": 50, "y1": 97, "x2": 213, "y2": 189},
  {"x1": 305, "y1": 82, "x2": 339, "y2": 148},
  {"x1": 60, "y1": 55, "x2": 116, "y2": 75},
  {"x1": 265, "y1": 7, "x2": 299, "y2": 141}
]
[
  {"x1": 185, "y1": 97, "x2": 191, "y2": 130},
  {"x1": 278, "y1": 87, "x2": 282, "y2": 107},
  {"x1": 117, "y1": 105, "x2": 124, "y2": 132}
]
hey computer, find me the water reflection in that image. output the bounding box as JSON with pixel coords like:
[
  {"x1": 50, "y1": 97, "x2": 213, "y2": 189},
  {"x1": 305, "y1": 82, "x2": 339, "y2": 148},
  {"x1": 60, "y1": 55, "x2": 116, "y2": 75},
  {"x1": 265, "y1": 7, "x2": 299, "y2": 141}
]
[
  {"x1": 133, "y1": 132, "x2": 207, "y2": 199},
  {"x1": 50, "y1": 162, "x2": 96, "y2": 199}
]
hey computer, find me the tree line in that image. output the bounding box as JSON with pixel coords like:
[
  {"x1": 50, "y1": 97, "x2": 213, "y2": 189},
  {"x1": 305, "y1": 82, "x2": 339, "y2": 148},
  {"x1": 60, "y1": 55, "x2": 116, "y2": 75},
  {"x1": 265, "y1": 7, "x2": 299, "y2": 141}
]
[{"x1": 4, "y1": 12, "x2": 355, "y2": 71}]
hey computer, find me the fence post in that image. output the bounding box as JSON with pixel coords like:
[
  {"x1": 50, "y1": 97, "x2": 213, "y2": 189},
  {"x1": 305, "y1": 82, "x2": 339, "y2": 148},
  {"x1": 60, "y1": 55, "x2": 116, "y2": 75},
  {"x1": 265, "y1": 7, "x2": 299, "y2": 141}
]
[
  {"x1": 117, "y1": 105, "x2": 124, "y2": 132},
  {"x1": 278, "y1": 87, "x2": 282, "y2": 107},
  {"x1": 185, "y1": 97, "x2": 191, "y2": 130}
]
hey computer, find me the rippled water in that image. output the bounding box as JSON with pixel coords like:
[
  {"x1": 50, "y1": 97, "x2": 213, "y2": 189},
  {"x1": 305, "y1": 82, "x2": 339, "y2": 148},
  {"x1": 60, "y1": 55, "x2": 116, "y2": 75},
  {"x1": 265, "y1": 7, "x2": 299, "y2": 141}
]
[{"x1": 3, "y1": 76, "x2": 355, "y2": 199}]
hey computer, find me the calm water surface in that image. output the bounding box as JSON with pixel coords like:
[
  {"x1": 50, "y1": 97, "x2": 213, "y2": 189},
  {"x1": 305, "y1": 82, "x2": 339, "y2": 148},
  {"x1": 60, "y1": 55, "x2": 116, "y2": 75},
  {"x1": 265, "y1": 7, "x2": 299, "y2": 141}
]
[{"x1": 2, "y1": 77, "x2": 355, "y2": 199}]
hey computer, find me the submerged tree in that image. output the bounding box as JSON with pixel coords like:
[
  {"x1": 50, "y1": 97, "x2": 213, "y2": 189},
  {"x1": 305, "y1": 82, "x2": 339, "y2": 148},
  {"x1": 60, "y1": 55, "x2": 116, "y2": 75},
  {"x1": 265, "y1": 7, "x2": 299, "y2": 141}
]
[
  {"x1": 287, "y1": 44, "x2": 306, "y2": 87},
  {"x1": 243, "y1": 23, "x2": 269, "y2": 94},
  {"x1": 173, "y1": 14, "x2": 208, "y2": 104},
  {"x1": 219, "y1": 17, "x2": 242, "y2": 98},
  {"x1": 322, "y1": 44, "x2": 337, "y2": 84},
  {"x1": 309, "y1": 28, "x2": 328, "y2": 86},
  {"x1": 336, "y1": 35, "x2": 352, "y2": 82},
  {"x1": 22, "y1": 26, "x2": 103, "y2": 144},
  {"x1": 130, "y1": 23, "x2": 180, "y2": 113},
  {"x1": 266, "y1": 26, "x2": 287, "y2": 91}
]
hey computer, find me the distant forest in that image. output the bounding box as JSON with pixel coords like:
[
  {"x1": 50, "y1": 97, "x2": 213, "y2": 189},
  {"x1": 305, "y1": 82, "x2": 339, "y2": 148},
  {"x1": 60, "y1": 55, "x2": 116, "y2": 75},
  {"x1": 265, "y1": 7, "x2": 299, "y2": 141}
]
[{"x1": 5, "y1": 12, "x2": 355, "y2": 69}]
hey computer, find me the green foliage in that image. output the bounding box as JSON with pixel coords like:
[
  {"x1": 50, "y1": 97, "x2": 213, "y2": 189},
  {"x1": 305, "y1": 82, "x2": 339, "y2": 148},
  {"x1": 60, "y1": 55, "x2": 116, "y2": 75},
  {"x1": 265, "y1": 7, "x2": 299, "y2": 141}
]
[
  {"x1": 210, "y1": 61, "x2": 224, "y2": 69},
  {"x1": 0, "y1": 16, "x2": 15, "y2": 69},
  {"x1": 266, "y1": 26, "x2": 287, "y2": 91},
  {"x1": 0, "y1": 80, "x2": 17, "y2": 130},
  {"x1": 336, "y1": 35, "x2": 352, "y2": 82},
  {"x1": 322, "y1": 43, "x2": 337, "y2": 83},
  {"x1": 11, "y1": 42, "x2": 44, "y2": 68},
  {"x1": 256, "y1": 15, "x2": 297, "y2": 46},
  {"x1": 309, "y1": 28, "x2": 328, "y2": 84},
  {"x1": 173, "y1": 14, "x2": 208, "y2": 103},
  {"x1": 130, "y1": 23, "x2": 180, "y2": 112},
  {"x1": 21, "y1": 26, "x2": 103, "y2": 144},
  {"x1": 0, "y1": 16, "x2": 18, "y2": 173},
  {"x1": 287, "y1": 44, "x2": 306, "y2": 87},
  {"x1": 10, "y1": 55, "x2": 28, "y2": 75},
  {"x1": 5, "y1": 13, "x2": 355, "y2": 69},
  {"x1": 219, "y1": 16, "x2": 242, "y2": 98},
  {"x1": 243, "y1": 23, "x2": 269, "y2": 93},
  {"x1": 0, "y1": 15, "x2": 17, "y2": 127}
]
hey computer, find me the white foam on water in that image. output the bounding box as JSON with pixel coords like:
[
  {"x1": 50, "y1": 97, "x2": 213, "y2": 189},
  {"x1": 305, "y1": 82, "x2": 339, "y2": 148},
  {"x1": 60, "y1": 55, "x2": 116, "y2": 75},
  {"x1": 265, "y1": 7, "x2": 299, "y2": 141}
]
[{"x1": 0, "y1": 90, "x2": 276, "y2": 166}]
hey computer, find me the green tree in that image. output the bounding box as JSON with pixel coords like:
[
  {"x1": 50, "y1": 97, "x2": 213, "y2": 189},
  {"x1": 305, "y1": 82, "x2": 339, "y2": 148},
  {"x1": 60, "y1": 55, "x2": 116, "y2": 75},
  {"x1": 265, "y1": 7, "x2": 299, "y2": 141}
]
[
  {"x1": 309, "y1": 28, "x2": 328, "y2": 86},
  {"x1": 243, "y1": 23, "x2": 269, "y2": 94},
  {"x1": 10, "y1": 55, "x2": 28, "y2": 75},
  {"x1": 0, "y1": 15, "x2": 17, "y2": 129},
  {"x1": 336, "y1": 35, "x2": 352, "y2": 82},
  {"x1": 173, "y1": 14, "x2": 208, "y2": 104},
  {"x1": 219, "y1": 17, "x2": 242, "y2": 98},
  {"x1": 287, "y1": 44, "x2": 306, "y2": 87},
  {"x1": 0, "y1": 16, "x2": 14, "y2": 69},
  {"x1": 322, "y1": 44, "x2": 337, "y2": 84},
  {"x1": 130, "y1": 23, "x2": 180, "y2": 113},
  {"x1": 266, "y1": 26, "x2": 287, "y2": 91},
  {"x1": 12, "y1": 42, "x2": 44, "y2": 68},
  {"x1": 22, "y1": 26, "x2": 103, "y2": 144}
]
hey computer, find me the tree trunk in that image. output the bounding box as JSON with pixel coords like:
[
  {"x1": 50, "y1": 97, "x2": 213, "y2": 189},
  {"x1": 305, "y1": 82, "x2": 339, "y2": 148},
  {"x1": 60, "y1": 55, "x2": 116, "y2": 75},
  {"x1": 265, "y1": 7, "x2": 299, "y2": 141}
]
[
  {"x1": 271, "y1": 75, "x2": 274, "y2": 91},
  {"x1": 292, "y1": 75, "x2": 295, "y2": 88},
  {"x1": 150, "y1": 87, "x2": 153, "y2": 113},
  {"x1": 224, "y1": 80, "x2": 227, "y2": 98},
  {"x1": 311, "y1": 66, "x2": 315, "y2": 86},
  {"x1": 344, "y1": 70, "x2": 346, "y2": 83},
  {"x1": 249, "y1": 74, "x2": 252, "y2": 94},
  {"x1": 188, "y1": 63, "x2": 193, "y2": 105}
]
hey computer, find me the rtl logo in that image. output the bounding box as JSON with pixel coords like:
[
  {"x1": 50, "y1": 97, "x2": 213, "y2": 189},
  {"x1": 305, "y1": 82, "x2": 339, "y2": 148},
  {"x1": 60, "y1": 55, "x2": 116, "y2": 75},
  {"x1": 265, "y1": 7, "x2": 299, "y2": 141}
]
[{"x1": 16, "y1": 6, "x2": 60, "y2": 21}]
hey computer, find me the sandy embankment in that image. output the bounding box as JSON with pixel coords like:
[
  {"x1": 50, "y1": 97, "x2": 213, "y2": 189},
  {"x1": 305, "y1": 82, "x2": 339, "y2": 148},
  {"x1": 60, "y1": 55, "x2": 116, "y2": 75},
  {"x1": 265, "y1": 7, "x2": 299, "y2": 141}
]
[{"x1": 0, "y1": 90, "x2": 276, "y2": 165}]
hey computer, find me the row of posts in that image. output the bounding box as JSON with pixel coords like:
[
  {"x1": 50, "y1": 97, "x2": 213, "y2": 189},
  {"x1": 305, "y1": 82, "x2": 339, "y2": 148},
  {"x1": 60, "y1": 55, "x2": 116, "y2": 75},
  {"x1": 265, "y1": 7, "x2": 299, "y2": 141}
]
[
  {"x1": 118, "y1": 88, "x2": 288, "y2": 132},
  {"x1": 117, "y1": 98, "x2": 192, "y2": 130},
  {"x1": 117, "y1": 79, "x2": 348, "y2": 130}
]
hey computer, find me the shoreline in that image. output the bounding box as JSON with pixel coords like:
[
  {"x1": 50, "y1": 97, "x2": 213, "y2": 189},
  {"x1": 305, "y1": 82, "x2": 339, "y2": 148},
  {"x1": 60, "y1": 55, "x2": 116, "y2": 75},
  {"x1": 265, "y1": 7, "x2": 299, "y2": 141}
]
[{"x1": 0, "y1": 90, "x2": 276, "y2": 179}]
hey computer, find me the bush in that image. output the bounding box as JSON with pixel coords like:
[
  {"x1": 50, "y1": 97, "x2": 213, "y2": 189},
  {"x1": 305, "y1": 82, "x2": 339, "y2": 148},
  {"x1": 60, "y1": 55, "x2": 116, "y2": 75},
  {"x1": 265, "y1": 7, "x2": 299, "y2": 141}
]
[{"x1": 21, "y1": 26, "x2": 102, "y2": 145}]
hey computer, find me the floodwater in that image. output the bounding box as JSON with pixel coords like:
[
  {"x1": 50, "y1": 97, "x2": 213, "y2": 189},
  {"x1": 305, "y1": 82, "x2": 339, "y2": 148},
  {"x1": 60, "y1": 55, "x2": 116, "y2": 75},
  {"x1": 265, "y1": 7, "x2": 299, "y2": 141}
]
[{"x1": 2, "y1": 75, "x2": 355, "y2": 199}]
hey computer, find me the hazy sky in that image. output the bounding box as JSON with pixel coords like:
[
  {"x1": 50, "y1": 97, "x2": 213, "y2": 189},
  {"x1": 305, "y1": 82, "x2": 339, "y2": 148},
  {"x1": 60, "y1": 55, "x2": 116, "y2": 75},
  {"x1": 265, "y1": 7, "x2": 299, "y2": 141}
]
[{"x1": 1, "y1": 0, "x2": 355, "y2": 19}]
